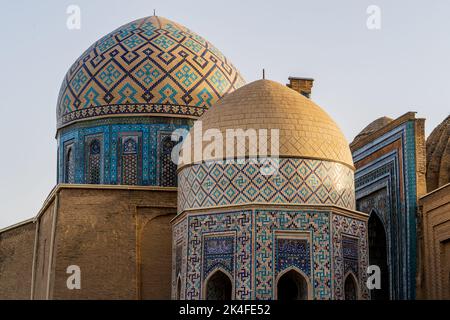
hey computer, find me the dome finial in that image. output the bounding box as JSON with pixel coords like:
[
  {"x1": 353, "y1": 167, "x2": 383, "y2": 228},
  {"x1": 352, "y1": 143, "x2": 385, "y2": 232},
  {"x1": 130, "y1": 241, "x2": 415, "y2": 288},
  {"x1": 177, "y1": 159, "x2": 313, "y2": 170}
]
[
  {"x1": 153, "y1": 9, "x2": 156, "y2": 16},
  {"x1": 262, "y1": 68, "x2": 265, "y2": 80}
]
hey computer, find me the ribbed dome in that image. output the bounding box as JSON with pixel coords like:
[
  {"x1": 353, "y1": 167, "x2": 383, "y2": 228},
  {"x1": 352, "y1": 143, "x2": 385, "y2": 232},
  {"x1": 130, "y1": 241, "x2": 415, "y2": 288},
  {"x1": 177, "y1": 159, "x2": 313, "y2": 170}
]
[
  {"x1": 426, "y1": 115, "x2": 450, "y2": 191},
  {"x1": 57, "y1": 16, "x2": 245, "y2": 129},
  {"x1": 180, "y1": 79, "x2": 353, "y2": 169}
]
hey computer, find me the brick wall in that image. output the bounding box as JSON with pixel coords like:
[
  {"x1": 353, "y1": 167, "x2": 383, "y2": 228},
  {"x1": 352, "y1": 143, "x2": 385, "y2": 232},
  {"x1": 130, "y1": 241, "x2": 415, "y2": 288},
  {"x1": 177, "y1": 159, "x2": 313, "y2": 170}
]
[
  {"x1": 137, "y1": 207, "x2": 175, "y2": 299},
  {"x1": 32, "y1": 203, "x2": 55, "y2": 299},
  {"x1": 1, "y1": 185, "x2": 177, "y2": 300},
  {"x1": 0, "y1": 221, "x2": 35, "y2": 299},
  {"x1": 48, "y1": 186, "x2": 177, "y2": 299},
  {"x1": 420, "y1": 184, "x2": 450, "y2": 299}
]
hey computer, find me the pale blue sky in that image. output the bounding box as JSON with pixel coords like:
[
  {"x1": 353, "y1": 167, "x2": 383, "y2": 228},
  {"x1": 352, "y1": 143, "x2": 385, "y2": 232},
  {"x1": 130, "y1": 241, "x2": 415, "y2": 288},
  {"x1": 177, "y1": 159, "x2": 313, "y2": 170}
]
[{"x1": 0, "y1": 0, "x2": 448, "y2": 228}]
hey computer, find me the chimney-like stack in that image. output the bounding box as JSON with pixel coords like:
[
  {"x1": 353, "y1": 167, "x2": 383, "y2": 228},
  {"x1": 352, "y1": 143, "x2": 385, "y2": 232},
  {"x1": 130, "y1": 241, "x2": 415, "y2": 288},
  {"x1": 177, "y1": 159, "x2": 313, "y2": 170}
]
[{"x1": 287, "y1": 77, "x2": 314, "y2": 98}]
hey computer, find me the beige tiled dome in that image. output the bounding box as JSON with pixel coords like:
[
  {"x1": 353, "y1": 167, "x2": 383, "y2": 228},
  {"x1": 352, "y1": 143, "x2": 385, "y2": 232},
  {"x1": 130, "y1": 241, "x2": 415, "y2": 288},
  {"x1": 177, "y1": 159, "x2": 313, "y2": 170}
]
[{"x1": 180, "y1": 79, "x2": 354, "y2": 169}]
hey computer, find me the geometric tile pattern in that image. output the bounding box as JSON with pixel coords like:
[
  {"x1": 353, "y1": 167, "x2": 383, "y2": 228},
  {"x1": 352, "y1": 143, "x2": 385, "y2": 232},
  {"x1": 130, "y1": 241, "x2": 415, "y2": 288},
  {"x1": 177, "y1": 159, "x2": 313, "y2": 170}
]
[
  {"x1": 275, "y1": 238, "x2": 311, "y2": 276},
  {"x1": 181, "y1": 211, "x2": 253, "y2": 300},
  {"x1": 58, "y1": 117, "x2": 190, "y2": 185},
  {"x1": 178, "y1": 159, "x2": 356, "y2": 212},
  {"x1": 57, "y1": 16, "x2": 245, "y2": 128},
  {"x1": 342, "y1": 236, "x2": 359, "y2": 278},
  {"x1": 64, "y1": 141, "x2": 75, "y2": 183},
  {"x1": 255, "y1": 210, "x2": 331, "y2": 300},
  {"x1": 172, "y1": 209, "x2": 368, "y2": 300},
  {"x1": 113, "y1": 128, "x2": 145, "y2": 185},
  {"x1": 331, "y1": 215, "x2": 369, "y2": 300},
  {"x1": 85, "y1": 137, "x2": 102, "y2": 184},
  {"x1": 175, "y1": 244, "x2": 183, "y2": 277},
  {"x1": 352, "y1": 120, "x2": 418, "y2": 299},
  {"x1": 203, "y1": 235, "x2": 235, "y2": 277},
  {"x1": 158, "y1": 133, "x2": 178, "y2": 186},
  {"x1": 172, "y1": 218, "x2": 188, "y2": 300},
  {"x1": 120, "y1": 135, "x2": 139, "y2": 185}
]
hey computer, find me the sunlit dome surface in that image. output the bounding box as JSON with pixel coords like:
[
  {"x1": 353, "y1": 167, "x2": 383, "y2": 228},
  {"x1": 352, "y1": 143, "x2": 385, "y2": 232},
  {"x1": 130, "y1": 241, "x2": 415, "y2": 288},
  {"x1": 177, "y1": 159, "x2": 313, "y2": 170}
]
[{"x1": 180, "y1": 79, "x2": 354, "y2": 169}]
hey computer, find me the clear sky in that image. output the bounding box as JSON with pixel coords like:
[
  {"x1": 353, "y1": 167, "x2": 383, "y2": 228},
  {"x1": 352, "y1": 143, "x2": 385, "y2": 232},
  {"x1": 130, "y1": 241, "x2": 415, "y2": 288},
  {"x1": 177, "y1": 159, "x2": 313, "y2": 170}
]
[{"x1": 0, "y1": 0, "x2": 448, "y2": 228}]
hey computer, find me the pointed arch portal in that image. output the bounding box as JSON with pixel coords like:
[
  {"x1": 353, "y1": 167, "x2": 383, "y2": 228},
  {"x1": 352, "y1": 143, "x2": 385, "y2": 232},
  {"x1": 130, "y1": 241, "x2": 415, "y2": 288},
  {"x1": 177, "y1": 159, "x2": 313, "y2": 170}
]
[
  {"x1": 176, "y1": 276, "x2": 182, "y2": 300},
  {"x1": 344, "y1": 273, "x2": 358, "y2": 300},
  {"x1": 205, "y1": 270, "x2": 232, "y2": 300},
  {"x1": 276, "y1": 269, "x2": 308, "y2": 300},
  {"x1": 368, "y1": 212, "x2": 390, "y2": 300}
]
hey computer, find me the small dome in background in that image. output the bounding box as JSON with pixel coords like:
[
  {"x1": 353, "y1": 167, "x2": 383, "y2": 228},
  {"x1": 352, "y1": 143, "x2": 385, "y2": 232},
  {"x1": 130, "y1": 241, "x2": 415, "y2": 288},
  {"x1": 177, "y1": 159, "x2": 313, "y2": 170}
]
[
  {"x1": 426, "y1": 115, "x2": 450, "y2": 191},
  {"x1": 57, "y1": 16, "x2": 245, "y2": 129},
  {"x1": 180, "y1": 79, "x2": 354, "y2": 169},
  {"x1": 352, "y1": 116, "x2": 393, "y2": 145}
]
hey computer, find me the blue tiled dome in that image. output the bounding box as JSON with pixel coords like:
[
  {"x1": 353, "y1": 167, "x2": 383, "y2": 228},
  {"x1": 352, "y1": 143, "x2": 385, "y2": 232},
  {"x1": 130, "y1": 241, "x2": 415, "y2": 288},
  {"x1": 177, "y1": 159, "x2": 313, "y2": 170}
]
[{"x1": 57, "y1": 16, "x2": 245, "y2": 129}]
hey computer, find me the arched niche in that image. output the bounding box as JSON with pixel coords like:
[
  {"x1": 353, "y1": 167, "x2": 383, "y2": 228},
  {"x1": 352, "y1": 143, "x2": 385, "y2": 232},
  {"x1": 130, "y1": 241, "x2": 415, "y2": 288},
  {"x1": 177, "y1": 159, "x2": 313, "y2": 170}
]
[
  {"x1": 368, "y1": 210, "x2": 390, "y2": 300},
  {"x1": 275, "y1": 267, "x2": 312, "y2": 300},
  {"x1": 344, "y1": 272, "x2": 359, "y2": 300},
  {"x1": 204, "y1": 269, "x2": 233, "y2": 300},
  {"x1": 176, "y1": 275, "x2": 182, "y2": 300}
]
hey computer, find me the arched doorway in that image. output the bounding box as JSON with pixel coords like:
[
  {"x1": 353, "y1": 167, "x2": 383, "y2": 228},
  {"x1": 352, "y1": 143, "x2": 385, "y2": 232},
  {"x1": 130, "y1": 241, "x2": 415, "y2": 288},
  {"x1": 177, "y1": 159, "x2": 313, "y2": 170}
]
[
  {"x1": 368, "y1": 212, "x2": 390, "y2": 300},
  {"x1": 205, "y1": 270, "x2": 232, "y2": 300},
  {"x1": 276, "y1": 269, "x2": 309, "y2": 300},
  {"x1": 344, "y1": 273, "x2": 358, "y2": 300}
]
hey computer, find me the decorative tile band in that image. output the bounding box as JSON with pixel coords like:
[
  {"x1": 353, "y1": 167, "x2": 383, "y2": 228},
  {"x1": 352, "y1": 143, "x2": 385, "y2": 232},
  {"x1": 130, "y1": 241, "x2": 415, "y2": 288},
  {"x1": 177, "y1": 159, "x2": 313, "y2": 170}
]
[
  {"x1": 59, "y1": 103, "x2": 204, "y2": 127},
  {"x1": 254, "y1": 210, "x2": 331, "y2": 300},
  {"x1": 178, "y1": 159, "x2": 356, "y2": 213}
]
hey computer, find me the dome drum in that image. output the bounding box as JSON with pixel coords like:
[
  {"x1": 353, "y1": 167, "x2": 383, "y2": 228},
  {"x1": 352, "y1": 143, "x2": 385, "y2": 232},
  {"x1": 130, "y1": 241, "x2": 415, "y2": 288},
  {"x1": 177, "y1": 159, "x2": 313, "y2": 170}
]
[{"x1": 178, "y1": 158, "x2": 356, "y2": 213}]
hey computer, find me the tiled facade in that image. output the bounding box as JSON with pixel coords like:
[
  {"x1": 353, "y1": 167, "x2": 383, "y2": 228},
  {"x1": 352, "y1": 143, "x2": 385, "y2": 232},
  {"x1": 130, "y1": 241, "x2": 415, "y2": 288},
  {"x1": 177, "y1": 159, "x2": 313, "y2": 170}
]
[
  {"x1": 1, "y1": 12, "x2": 447, "y2": 302},
  {"x1": 351, "y1": 113, "x2": 426, "y2": 299},
  {"x1": 332, "y1": 214, "x2": 369, "y2": 299},
  {"x1": 172, "y1": 208, "x2": 368, "y2": 300},
  {"x1": 57, "y1": 117, "x2": 191, "y2": 186},
  {"x1": 173, "y1": 80, "x2": 369, "y2": 301}
]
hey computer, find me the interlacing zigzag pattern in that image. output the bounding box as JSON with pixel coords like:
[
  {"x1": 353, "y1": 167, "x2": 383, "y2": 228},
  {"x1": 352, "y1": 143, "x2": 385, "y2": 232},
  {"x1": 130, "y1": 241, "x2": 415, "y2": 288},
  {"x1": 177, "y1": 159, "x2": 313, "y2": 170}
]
[
  {"x1": 178, "y1": 159, "x2": 356, "y2": 213},
  {"x1": 255, "y1": 210, "x2": 331, "y2": 300},
  {"x1": 332, "y1": 215, "x2": 369, "y2": 300}
]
